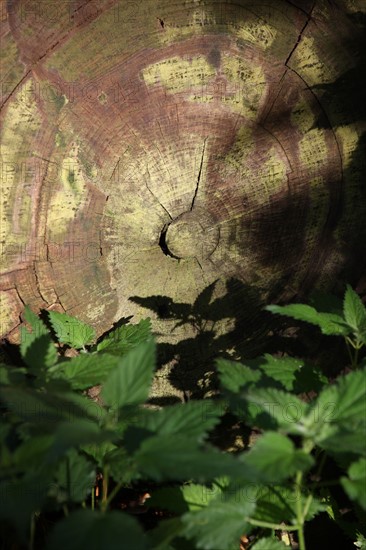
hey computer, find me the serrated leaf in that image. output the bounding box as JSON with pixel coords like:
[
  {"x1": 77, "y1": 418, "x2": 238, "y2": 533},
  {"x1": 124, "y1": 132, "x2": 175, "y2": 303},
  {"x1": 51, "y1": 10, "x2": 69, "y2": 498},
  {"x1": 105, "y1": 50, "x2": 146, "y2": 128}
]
[
  {"x1": 135, "y1": 400, "x2": 223, "y2": 441},
  {"x1": 240, "y1": 432, "x2": 314, "y2": 483},
  {"x1": 257, "y1": 354, "x2": 303, "y2": 391},
  {"x1": 343, "y1": 285, "x2": 366, "y2": 334},
  {"x1": 47, "y1": 420, "x2": 114, "y2": 461},
  {"x1": 149, "y1": 481, "x2": 226, "y2": 514},
  {"x1": 341, "y1": 458, "x2": 366, "y2": 510},
  {"x1": 105, "y1": 447, "x2": 137, "y2": 484},
  {"x1": 52, "y1": 448, "x2": 95, "y2": 503},
  {"x1": 251, "y1": 538, "x2": 287, "y2": 550},
  {"x1": 20, "y1": 306, "x2": 58, "y2": 369},
  {"x1": 355, "y1": 532, "x2": 366, "y2": 549},
  {"x1": 48, "y1": 310, "x2": 96, "y2": 349},
  {"x1": 252, "y1": 485, "x2": 326, "y2": 525},
  {"x1": 133, "y1": 435, "x2": 244, "y2": 482},
  {"x1": 182, "y1": 483, "x2": 220, "y2": 511},
  {"x1": 0, "y1": 386, "x2": 104, "y2": 427},
  {"x1": 242, "y1": 387, "x2": 308, "y2": 434},
  {"x1": 216, "y1": 359, "x2": 261, "y2": 393},
  {"x1": 266, "y1": 304, "x2": 350, "y2": 336},
  {"x1": 101, "y1": 340, "x2": 155, "y2": 410},
  {"x1": 97, "y1": 318, "x2": 152, "y2": 355},
  {"x1": 307, "y1": 368, "x2": 366, "y2": 439},
  {"x1": 81, "y1": 441, "x2": 117, "y2": 467},
  {"x1": 45, "y1": 509, "x2": 147, "y2": 550},
  {"x1": 182, "y1": 497, "x2": 255, "y2": 550},
  {"x1": 50, "y1": 353, "x2": 120, "y2": 390},
  {"x1": 23, "y1": 305, "x2": 49, "y2": 336},
  {"x1": 252, "y1": 484, "x2": 296, "y2": 524}
]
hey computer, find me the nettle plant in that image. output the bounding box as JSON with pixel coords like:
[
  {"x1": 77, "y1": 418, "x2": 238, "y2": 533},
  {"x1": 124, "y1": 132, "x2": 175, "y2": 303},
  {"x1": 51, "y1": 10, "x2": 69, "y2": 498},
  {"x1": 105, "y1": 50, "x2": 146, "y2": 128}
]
[{"x1": 0, "y1": 285, "x2": 365, "y2": 550}]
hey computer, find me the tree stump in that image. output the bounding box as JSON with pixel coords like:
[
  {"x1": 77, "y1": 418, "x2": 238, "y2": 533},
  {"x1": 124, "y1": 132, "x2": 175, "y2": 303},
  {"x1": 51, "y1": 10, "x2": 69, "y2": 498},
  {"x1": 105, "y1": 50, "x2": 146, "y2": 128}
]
[{"x1": 1, "y1": 0, "x2": 365, "y2": 398}]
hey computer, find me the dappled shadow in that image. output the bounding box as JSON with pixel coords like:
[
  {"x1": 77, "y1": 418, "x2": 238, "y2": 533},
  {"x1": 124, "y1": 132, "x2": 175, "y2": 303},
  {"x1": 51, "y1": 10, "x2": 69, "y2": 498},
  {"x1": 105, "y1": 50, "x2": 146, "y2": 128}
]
[
  {"x1": 312, "y1": 10, "x2": 366, "y2": 128},
  {"x1": 129, "y1": 278, "x2": 339, "y2": 401},
  {"x1": 130, "y1": 279, "x2": 274, "y2": 399}
]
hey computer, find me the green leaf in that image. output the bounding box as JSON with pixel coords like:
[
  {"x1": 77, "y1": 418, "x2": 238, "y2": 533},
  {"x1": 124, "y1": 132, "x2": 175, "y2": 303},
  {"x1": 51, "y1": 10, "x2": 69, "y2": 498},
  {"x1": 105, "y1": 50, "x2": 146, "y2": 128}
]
[
  {"x1": 341, "y1": 458, "x2": 366, "y2": 510},
  {"x1": 216, "y1": 358, "x2": 261, "y2": 393},
  {"x1": 252, "y1": 484, "x2": 296, "y2": 524},
  {"x1": 252, "y1": 485, "x2": 326, "y2": 525},
  {"x1": 23, "y1": 305, "x2": 49, "y2": 337},
  {"x1": 52, "y1": 448, "x2": 95, "y2": 503},
  {"x1": 0, "y1": 365, "x2": 27, "y2": 385},
  {"x1": 13, "y1": 434, "x2": 55, "y2": 471},
  {"x1": 21, "y1": 332, "x2": 58, "y2": 370},
  {"x1": 97, "y1": 318, "x2": 152, "y2": 355},
  {"x1": 50, "y1": 353, "x2": 120, "y2": 390},
  {"x1": 48, "y1": 420, "x2": 113, "y2": 461},
  {"x1": 307, "y1": 368, "x2": 366, "y2": 436},
  {"x1": 182, "y1": 496, "x2": 255, "y2": 550},
  {"x1": 81, "y1": 441, "x2": 117, "y2": 467},
  {"x1": 266, "y1": 304, "x2": 350, "y2": 336},
  {"x1": 46, "y1": 509, "x2": 147, "y2": 550},
  {"x1": 0, "y1": 386, "x2": 104, "y2": 427},
  {"x1": 240, "y1": 432, "x2": 314, "y2": 483},
  {"x1": 135, "y1": 400, "x2": 223, "y2": 441},
  {"x1": 257, "y1": 354, "x2": 303, "y2": 391},
  {"x1": 148, "y1": 482, "x2": 224, "y2": 515},
  {"x1": 304, "y1": 369, "x2": 366, "y2": 456},
  {"x1": 242, "y1": 387, "x2": 308, "y2": 434},
  {"x1": 48, "y1": 310, "x2": 96, "y2": 349},
  {"x1": 101, "y1": 339, "x2": 155, "y2": 409},
  {"x1": 20, "y1": 306, "x2": 58, "y2": 369},
  {"x1": 251, "y1": 538, "x2": 287, "y2": 550},
  {"x1": 133, "y1": 435, "x2": 244, "y2": 482},
  {"x1": 104, "y1": 447, "x2": 137, "y2": 484},
  {"x1": 355, "y1": 532, "x2": 366, "y2": 549},
  {"x1": 181, "y1": 483, "x2": 220, "y2": 511},
  {"x1": 343, "y1": 285, "x2": 366, "y2": 334}
]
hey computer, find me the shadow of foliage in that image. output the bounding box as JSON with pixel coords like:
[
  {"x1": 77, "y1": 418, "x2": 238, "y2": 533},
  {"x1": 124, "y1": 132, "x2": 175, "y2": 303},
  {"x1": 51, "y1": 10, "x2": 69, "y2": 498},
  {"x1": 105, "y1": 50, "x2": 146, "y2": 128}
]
[
  {"x1": 129, "y1": 278, "x2": 344, "y2": 403},
  {"x1": 312, "y1": 10, "x2": 366, "y2": 127},
  {"x1": 130, "y1": 279, "x2": 272, "y2": 399}
]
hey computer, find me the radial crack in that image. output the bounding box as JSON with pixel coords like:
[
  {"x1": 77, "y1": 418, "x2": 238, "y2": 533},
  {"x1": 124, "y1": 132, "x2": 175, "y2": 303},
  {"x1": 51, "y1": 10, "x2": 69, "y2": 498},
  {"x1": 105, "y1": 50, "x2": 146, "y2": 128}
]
[
  {"x1": 285, "y1": 1, "x2": 316, "y2": 67},
  {"x1": 33, "y1": 262, "x2": 50, "y2": 304},
  {"x1": 191, "y1": 138, "x2": 207, "y2": 211},
  {"x1": 145, "y1": 166, "x2": 172, "y2": 219}
]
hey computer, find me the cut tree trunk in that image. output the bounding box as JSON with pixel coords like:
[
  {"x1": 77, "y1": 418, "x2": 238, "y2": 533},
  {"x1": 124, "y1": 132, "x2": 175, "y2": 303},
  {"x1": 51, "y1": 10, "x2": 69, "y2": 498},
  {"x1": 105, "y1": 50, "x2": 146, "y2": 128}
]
[{"x1": 1, "y1": 0, "x2": 365, "y2": 398}]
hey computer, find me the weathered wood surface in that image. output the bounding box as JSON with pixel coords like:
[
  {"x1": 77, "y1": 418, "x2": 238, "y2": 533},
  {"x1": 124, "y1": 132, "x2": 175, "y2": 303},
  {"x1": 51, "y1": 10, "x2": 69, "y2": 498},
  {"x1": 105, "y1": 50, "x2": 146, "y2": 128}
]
[{"x1": 1, "y1": 1, "x2": 365, "y2": 388}]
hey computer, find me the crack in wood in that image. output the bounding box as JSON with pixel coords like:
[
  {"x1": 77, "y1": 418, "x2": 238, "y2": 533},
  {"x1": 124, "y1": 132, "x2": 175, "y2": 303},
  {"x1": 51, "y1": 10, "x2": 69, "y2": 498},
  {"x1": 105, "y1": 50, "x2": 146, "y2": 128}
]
[
  {"x1": 14, "y1": 286, "x2": 26, "y2": 307},
  {"x1": 285, "y1": 1, "x2": 316, "y2": 67},
  {"x1": 0, "y1": 71, "x2": 31, "y2": 111},
  {"x1": 145, "y1": 166, "x2": 172, "y2": 220},
  {"x1": 33, "y1": 262, "x2": 50, "y2": 304},
  {"x1": 191, "y1": 138, "x2": 207, "y2": 211}
]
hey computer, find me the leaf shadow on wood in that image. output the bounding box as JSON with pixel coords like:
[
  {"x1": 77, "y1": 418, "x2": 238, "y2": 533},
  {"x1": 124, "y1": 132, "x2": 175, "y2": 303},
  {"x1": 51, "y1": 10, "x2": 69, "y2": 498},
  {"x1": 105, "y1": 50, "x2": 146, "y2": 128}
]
[
  {"x1": 129, "y1": 278, "x2": 331, "y2": 404},
  {"x1": 311, "y1": 10, "x2": 366, "y2": 128}
]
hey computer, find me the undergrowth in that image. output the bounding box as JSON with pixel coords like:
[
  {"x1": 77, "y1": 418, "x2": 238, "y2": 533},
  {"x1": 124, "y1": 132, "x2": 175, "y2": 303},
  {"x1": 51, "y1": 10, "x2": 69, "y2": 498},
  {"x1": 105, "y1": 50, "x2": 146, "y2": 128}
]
[{"x1": 0, "y1": 285, "x2": 365, "y2": 549}]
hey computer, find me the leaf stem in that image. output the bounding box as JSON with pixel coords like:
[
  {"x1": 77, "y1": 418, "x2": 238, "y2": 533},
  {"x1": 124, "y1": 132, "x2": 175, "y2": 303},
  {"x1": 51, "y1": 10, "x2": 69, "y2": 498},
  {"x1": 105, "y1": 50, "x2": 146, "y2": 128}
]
[
  {"x1": 101, "y1": 465, "x2": 109, "y2": 513},
  {"x1": 295, "y1": 471, "x2": 306, "y2": 550},
  {"x1": 247, "y1": 519, "x2": 299, "y2": 532},
  {"x1": 29, "y1": 512, "x2": 36, "y2": 550}
]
